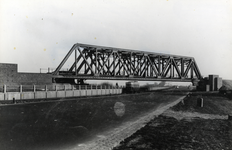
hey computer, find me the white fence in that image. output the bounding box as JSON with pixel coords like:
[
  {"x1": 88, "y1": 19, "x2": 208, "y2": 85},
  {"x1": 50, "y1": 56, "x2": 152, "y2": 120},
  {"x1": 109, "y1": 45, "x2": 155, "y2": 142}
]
[{"x1": 0, "y1": 85, "x2": 122, "y2": 101}]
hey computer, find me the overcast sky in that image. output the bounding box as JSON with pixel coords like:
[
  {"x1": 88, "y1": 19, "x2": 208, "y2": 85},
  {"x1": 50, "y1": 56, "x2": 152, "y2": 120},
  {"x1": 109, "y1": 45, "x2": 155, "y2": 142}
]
[{"x1": 0, "y1": 0, "x2": 232, "y2": 80}]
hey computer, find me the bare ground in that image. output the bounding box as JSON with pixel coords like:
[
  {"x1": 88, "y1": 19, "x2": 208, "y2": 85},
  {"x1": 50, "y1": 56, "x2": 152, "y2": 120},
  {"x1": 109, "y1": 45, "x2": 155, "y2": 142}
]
[{"x1": 113, "y1": 93, "x2": 232, "y2": 150}]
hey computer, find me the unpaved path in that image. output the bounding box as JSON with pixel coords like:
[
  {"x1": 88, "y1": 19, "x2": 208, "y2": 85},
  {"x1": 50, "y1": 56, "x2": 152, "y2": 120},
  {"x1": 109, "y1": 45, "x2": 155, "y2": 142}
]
[{"x1": 72, "y1": 96, "x2": 186, "y2": 150}]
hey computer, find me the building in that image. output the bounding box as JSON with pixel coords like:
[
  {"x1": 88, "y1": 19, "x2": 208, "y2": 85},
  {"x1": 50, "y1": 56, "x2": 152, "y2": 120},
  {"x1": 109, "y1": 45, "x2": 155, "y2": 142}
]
[{"x1": 0, "y1": 63, "x2": 52, "y2": 86}]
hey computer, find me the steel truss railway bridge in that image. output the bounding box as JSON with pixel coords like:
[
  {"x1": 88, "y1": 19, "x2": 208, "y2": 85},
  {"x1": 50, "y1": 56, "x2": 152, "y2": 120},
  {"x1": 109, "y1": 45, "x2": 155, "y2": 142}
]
[{"x1": 52, "y1": 43, "x2": 202, "y2": 85}]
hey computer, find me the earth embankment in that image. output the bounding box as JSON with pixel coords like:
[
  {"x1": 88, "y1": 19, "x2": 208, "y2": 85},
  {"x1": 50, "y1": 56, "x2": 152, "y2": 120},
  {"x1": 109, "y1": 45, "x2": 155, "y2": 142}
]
[{"x1": 114, "y1": 93, "x2": 232, "y2": 150}]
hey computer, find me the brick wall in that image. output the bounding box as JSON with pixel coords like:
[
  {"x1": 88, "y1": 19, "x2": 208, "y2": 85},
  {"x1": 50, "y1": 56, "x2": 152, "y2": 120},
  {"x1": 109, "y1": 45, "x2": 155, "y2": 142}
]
[
  {"x1": 0, "y1": 63, "x2": 18, "y2": 85},
  {"x1": 17, "y1": 73, "x2": 53, "y2": 85},
  {"x1": 0, "y1": 63, "x2": 53, "y2": 85}
]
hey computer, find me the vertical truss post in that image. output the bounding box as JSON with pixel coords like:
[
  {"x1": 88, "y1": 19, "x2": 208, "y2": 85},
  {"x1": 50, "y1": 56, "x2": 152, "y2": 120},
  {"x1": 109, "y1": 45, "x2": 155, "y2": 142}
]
[
  {"x1": 133, "y1": 55, "x2": 136, "y2": 76},
  {"x1": 150, "y1": 57, "x2": 153, "y2": 77},
  {"x1": 108, "y1": 53, "x2": 110, "y2": 75},
  {"x1": 123, "y1": 58, "x2": 125, "y2": 76},
  {"x1": 95, "y1": 48, "x2": 98, "y2": 74},
  {"x1": 140, "y1": 56, "x2": 142, "y2": 76},
  {"x1": 158, "y1": 56, "x2": 161, "y2": 76},
  {"x1": 181, "y1": 58, "x2": 184, "y2": 78},
  {"x1": 130, "y1": 52, "x2": 132, "y2": 75},
  {"x1": 113, "y1": 52, "x2": 115, "y2": 76},
  {"x1": 75, "y1": 48, "x2": 77, "y2": 75},
  {"x1": 170, "y1": 58, "x2": 173, "y2": 78},
  {"x1": 146, "y1": 57, "x2": 149, "y2": 77},
  {"x1": 84, "y1": 52, "x2": 87, "y2": 74},
  {"x1": 162, "y1": 58, "x2": 165, "y2": 73}
]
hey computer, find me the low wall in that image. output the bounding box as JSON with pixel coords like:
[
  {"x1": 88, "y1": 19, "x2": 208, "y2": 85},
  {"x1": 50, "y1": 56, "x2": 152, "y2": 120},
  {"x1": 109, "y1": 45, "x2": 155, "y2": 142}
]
[
  {"x1": 0, "y1": 88, "x2": 122, "y2": 101},
  {"x1": 22, "y1": 92, "x2": 35, "y2": 99},
  {"x1": 0, "y1": 93, "x2": 4, "y2": 100},
  {"x1": 6, "y1": 92, "x2": 21, "y2": 100}
]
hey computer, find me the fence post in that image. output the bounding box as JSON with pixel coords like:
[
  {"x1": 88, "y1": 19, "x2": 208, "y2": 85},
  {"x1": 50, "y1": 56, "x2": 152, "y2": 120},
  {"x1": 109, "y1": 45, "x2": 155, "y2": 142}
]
[
  {"x1": 85, "y1": 85, "x2": 87, "y2": 96},
  {"x1": 64, "y1": 85, "x2": 66, "y2": 97},
  {"x1": 101, "y1": 85, "x2": 102, "y2": 95},
  {"x1": 45, "y1": 85, "x2": 47, "y2": 99},
  {"x1": 33, "y1": 85, "x2": 36, "y2": 99},
  {"x1": 91, "y1": 85, "x2": 92, "y2": 96},
  {"x1": 20, "y1": 85, "x2": 22, "y2": 93},
  {"x1": 55, "y1": 85, "x2": 57, "y2": 98},
  {"x1": 3, "y1": 85, "x2": 6, "y2": 93},
  {"x1": 95, "y1": 85, "x2": 97, "y2": 95},
  {"x1": 33, "y1": 85, "x2": 36, "y2": 92},
  {"x1": 197, "y1": 97, "x2": 204, "y2": 107},
  {"x1": 20, "y1": 85, "x2": 22, "y2": 100},
  {"x1": 72, "y1": 85, "x2": 74, "y2": 97},
  {"x1": 105, "y1": 86, "x2": 107, "y2": 95},
  {"x1": 110, "y1": 85, "x2": 112, "y2": 95},
  {"x1": 3, "y1": 85, "x2": 6, "y2": 100},
  {"x1": 79, "y1": 85, "x2": 81, "y2": 96}
]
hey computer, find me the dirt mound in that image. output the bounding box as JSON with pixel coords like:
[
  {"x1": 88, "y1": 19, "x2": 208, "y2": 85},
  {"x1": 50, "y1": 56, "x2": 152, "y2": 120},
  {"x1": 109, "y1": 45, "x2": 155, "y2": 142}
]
[
  {"x1": 171, "y1": 94, "x2": 232, "y2": 115},
  {"x1": 223, "y1": 80, "x2": 232, "y2": 90}
]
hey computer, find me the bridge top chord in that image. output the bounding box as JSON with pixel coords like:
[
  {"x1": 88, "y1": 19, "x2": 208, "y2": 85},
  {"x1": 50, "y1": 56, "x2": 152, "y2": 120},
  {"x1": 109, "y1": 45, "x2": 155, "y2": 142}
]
[{"x1": 75, "y1": 43, "x2": 194, "y2": 59}]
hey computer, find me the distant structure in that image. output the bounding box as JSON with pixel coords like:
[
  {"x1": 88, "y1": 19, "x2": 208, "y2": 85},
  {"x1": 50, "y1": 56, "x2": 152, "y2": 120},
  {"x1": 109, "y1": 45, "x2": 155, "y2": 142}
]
[{"x1": 197, "y1": 74, "x2": 222, "y2": 91}]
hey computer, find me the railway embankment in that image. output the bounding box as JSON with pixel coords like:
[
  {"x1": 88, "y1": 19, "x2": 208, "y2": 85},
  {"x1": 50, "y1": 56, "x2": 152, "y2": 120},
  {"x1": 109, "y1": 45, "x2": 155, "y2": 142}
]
[
  {"x1": 0, "y1": 91, "x2": 186, "y2": 150},
  {"x1": 113, "y1": 92, "x2": 232, "y2": 150}
]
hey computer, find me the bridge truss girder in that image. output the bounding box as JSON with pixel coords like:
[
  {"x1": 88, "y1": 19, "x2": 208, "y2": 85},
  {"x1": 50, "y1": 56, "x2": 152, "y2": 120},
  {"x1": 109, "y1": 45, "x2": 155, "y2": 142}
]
[{"x1": 53, "y1": 43, "x2": 202, "y2": 82}]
